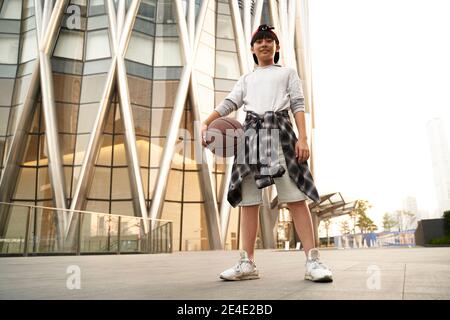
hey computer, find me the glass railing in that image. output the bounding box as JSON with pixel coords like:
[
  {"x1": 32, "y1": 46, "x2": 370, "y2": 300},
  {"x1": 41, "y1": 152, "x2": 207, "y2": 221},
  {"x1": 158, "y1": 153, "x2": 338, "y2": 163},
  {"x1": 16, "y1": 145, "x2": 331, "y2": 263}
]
[{"x1": 0, "y1": 202, "x2": 172, "y2": 256}]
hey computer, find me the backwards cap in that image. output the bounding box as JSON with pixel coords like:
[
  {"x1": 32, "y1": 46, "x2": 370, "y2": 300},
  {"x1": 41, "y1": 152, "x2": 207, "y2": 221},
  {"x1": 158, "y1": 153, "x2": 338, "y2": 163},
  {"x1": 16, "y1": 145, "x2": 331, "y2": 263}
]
[{"x1": 250, "y1": 24, "x2": 280, "y2": 65}]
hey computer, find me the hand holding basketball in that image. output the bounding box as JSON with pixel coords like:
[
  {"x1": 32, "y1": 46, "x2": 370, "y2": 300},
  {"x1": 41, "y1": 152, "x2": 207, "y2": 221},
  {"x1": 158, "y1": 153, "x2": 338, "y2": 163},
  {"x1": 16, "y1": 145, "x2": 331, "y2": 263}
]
[
  {"x1": 203, "y1": 118, "x2": 244, "y2": 158},
  {"x1": 201, "y1": 123, "x2": 208, "y2": 147}
]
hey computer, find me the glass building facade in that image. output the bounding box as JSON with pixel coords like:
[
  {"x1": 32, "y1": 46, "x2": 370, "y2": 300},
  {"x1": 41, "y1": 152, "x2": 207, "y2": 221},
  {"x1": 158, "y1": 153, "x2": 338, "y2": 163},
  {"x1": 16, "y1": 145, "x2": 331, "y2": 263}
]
[{"x1": 0, "y1": 0, "x2": 316, "y2": 253}]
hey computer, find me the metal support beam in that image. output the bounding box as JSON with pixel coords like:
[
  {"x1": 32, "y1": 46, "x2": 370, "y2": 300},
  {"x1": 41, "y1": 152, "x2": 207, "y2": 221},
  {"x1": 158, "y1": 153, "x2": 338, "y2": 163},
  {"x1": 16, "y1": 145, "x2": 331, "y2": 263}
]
[
  {"x1": 39, "y1": 51, "x2": 68, "y2": 238},
  {"x1": 288, "y1": 0, "x2": 297, "y2": 59},
  {"x1": 0, "y1": 0, "x2": 42, "y2": 234},
  {"x1": 217, "y1": 0, "x2": 253, "y2": 247},
  {"x1": 115, "y1": 0, "x2": 149, "y2": 225},
  {"x1": 38, "y1": 0, "x2": 73, "y2": 243},
  {"x1": 0, "y1": 0, "x2": 70, "y2": 242},
  {"x1": 243, "y1": 0, "x2": 253, "y2": 68},
  {"x1": 117, "y1": 0, "x2": 125, "y2": 34},
  {"x1": 252, "y1": 0, "x2": 263, "y2": 32},
  {"x1": 41, "y1": 0, "x2": 54, "y2": 43},
  {"x1": 311, "y1": 209, "x2": 320, "y2": 247},
  {"x1": 149, "y1": 0, "x2": 221, "y2": 250},
  {"x1": 0, "y1": 62, "x2": 40, "y2": 237},
  {"x1": 186, "y1": 0, "x2": 223, "y2": 249},
  {"x1": 188, "y1": 0, "x2": 195, "y2": 47},
  {"x1": 67, "y1": 0, "x2": 143, "y2": 236},
  {"x1": 268, "y1": 0, "x2": 284, "y2": 64},
  {"x1": 277, "y1": 0, "x2": 290, "y2": 66}
]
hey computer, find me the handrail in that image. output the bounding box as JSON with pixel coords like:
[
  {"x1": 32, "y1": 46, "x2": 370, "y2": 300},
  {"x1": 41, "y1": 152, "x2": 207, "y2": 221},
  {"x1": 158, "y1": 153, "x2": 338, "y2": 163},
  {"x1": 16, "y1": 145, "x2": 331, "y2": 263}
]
[
  {"x1": 0, "y1": 201, "x2": 172, "y2": 223},
  {"x1": 0, "y1": 201, "x2": 173, "y2": 256}
]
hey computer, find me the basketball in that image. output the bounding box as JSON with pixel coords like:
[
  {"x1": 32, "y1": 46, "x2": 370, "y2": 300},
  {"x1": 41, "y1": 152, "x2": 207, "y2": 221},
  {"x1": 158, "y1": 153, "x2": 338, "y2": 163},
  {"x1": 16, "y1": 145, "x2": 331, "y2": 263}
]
[{"x1": 205, "y1": 118, "x2": 244, "y2": 157}]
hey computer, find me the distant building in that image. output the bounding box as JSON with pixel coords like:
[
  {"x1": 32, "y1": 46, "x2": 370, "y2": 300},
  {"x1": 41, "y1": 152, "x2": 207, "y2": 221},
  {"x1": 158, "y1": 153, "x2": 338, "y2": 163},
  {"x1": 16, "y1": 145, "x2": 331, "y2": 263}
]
[
  {"x1": 403, "y1": 196, "x2": 418, "y2": 217},
  {"x1": 426, "y1": 118, "x2": 450, "y2": 218}
]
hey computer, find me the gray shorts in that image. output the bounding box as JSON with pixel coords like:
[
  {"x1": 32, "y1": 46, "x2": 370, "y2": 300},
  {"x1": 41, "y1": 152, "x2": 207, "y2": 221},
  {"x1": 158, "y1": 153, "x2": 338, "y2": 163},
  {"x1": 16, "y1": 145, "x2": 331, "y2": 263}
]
[{"x1": 238, "y1": 144, "x2": 308, "y2": 207}]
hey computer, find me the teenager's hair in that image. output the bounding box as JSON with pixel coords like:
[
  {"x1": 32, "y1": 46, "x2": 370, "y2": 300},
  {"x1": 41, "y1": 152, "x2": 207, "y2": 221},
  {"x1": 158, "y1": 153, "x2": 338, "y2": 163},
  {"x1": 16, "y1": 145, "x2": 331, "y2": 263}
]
[{"x1": 250, "y1": 24, "x2": 280, "y2": 65}]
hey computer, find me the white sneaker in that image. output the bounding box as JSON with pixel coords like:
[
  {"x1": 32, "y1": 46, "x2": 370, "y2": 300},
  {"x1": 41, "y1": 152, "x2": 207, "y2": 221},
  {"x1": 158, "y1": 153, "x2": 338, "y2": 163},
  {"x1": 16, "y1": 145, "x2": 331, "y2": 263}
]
[
  {"x1": 304, "y1": 248, "x2": 333, "y2": 282},
  {"x1": 219, "y1": 251, "x2": 260, "y2": 281}
]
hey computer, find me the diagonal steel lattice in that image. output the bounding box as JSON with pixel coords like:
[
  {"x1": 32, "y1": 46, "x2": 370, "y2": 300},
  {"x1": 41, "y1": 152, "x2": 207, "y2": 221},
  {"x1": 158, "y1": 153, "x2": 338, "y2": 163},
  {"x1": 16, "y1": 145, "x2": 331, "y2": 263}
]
[{"x1": 0, "y1": 0, "x2": 316, "y2": 250}]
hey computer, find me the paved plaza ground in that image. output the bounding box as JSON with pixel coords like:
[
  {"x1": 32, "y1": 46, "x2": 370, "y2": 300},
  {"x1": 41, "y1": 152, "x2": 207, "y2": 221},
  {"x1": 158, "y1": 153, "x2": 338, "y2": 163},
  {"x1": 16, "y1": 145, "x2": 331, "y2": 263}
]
[{"x1": 0, "y1": 247, "x2": 449, "y2": 300}]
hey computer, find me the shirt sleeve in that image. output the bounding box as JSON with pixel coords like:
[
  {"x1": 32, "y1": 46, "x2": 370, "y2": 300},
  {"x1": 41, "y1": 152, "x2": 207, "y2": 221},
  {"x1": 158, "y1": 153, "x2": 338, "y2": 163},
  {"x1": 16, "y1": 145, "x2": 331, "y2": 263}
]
[
  {"x1": 288, "y1": 69, "x2": 305, "y2": 114},
  {"x1": 214, "y1": 76, "x2": 245, "y2": 116},
  {"x1": 214, "y1": 99, "x2": 237, "y2": 117}
]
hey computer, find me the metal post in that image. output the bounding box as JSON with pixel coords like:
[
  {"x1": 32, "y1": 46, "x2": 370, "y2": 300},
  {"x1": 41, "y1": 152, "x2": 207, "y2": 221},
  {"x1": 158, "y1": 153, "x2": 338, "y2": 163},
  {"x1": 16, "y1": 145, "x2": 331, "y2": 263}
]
[
  {"x1": 169, "y1": 222, "x2": 173, "y2": 253},
  {"x1": 117, "y1": 216, "x2": 121, "y2": 254},
  {"x1": 19, "y1": 237, "x2": 23, "y2": 253},
  {"x1": 107, "y1": 216, "x2": 111, "y2": 252},
  {"x1": 147, "y1": 220, "x2": 152, "y2": 253},
  {"x1": 139, "y1": 219, "x2": 144, "y2": 253},
  {"x1": 76, "y1": 212, "x2": 82, "y2": 255},
  {"x1": 311, "y1": 211, "x2": 320, "y2": 247},
  {"x1": 150, "y1": 223, "x2": 154, "y2": 253},
  {"x1": 23, "y1": 206, "x2": 33, "y2": 257},
  {"x1": 165, "y1": 223, "x2": 169, "y2": 253},
  {"x1": 158, "y1": 226, "x2": 161, "y2": 253}
]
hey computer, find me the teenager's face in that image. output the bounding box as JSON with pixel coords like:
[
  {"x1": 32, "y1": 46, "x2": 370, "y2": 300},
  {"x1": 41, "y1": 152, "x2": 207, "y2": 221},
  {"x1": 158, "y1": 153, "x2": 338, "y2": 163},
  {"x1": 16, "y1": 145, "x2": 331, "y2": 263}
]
[{"x1": 251, "y1": 37, "x2": 280, "y2": 64}]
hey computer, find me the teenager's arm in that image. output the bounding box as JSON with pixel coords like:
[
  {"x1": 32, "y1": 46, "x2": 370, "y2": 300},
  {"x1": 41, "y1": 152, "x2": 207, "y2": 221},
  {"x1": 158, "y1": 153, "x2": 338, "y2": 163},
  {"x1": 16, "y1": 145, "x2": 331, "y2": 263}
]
[
  {"x1": 203, "y1": 110, "x2": 221, "y2": 126},
  {"x1": 293, "y1": 111, "x2": 310, "y2": 162},
  {"x1": 293, "y1": 111, "x2": 308, "y2": 142},
  {"x1": 200, "y1": 111, "x2": 221, "y2": 147}
]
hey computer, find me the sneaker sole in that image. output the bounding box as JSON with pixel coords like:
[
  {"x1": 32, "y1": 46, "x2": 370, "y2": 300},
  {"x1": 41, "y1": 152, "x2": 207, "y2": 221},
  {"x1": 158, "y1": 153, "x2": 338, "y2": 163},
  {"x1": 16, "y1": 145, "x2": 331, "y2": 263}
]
[
  {"x1": 305, "y1": 274, "x2": 333, "y2": 283},
  {"x1": 220, "y1": 274, "x2": 260, "y2": 281}
]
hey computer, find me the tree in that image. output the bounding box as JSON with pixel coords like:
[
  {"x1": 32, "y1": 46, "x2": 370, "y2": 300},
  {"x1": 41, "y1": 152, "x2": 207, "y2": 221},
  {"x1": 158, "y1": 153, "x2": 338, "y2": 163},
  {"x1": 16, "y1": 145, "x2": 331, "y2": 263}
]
[
  {"x1": 367, "y1": 220, "x2": 378, "y2": 232},
  {"x1": 382, "y1": 213, "x2": 398, "y2": 232},
  {"x1": 322, "y1": 219, "x2": 332, "y2": 247},
  {"x1": 357, "y1": 214, "x2": 377, "y2": 234},
  {"x1": 340, "y1": 220, "x2": 350, "y2": 235},
  {"x1": 348, "y1": 210, "x2": 358, "y2": 235},
  {"x1": 353, "y1": 200, "x2": 374, "y2": 233},
  {"x1": 394, "y1": 210, "x2": 417, "y2": 231}
]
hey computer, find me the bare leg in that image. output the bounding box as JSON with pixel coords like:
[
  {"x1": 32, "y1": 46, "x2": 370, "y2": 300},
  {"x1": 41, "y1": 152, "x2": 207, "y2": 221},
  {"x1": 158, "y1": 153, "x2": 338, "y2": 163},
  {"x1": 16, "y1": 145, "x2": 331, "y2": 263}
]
[
  {"x1": 240, "y1": 204, "x2": 260, "y2": 262},
  {"x1": 288, "y1": 200, "x2": 315, "y2": 258}
]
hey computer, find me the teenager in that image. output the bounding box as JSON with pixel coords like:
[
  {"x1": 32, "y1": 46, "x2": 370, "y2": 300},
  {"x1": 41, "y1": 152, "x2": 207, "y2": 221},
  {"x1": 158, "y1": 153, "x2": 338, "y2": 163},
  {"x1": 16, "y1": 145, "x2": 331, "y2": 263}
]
[{"x1": 201, "y1": 25, "x2": 333, "y2": 282}]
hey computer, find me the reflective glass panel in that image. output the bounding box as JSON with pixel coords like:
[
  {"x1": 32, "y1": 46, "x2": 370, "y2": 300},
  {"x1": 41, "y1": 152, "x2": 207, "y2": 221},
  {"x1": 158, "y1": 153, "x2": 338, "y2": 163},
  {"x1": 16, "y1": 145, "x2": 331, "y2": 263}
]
[
  {"x1": 126, "y1": 32, "x2": 154, "y2": 66},
  {"x1": 86, "y1": 30, "x2": 111, "y2": 60},
  {"x1": 20, "y1": 30, "x2": 37, "y2": 63},
  {"x1": 111, "y1": 168, "x2": 131, "y2": 199},
  {"x1": 154, "y1": 37, "x2": 181, "y2": 66},
  {"x1": 54, "y1": 30, "x2": 84, "y2": 60},
  {"x1": 0, "y1": 34, "x2": 19, "y2": 64}
]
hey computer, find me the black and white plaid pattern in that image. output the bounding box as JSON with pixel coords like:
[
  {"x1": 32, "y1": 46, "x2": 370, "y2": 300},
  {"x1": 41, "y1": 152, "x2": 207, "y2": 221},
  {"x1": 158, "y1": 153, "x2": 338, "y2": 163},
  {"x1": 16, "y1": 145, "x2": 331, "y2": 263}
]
[{"x1": 227, "y1": 110, "x2": 320, "y2": 207}]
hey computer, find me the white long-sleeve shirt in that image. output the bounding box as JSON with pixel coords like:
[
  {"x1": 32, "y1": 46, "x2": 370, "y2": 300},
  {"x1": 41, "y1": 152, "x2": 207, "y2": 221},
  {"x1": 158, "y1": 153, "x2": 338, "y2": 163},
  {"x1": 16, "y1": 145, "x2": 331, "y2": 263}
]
[{"x1": 214, "y1": 64, "x2": 305, "y2": 116}]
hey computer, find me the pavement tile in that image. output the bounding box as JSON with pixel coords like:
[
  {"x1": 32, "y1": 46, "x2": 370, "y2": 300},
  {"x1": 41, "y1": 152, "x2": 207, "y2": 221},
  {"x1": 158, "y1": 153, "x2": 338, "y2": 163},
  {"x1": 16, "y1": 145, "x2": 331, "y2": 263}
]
[{"x1": 1, "y1": 247, "x2": 449, "y2": 300}]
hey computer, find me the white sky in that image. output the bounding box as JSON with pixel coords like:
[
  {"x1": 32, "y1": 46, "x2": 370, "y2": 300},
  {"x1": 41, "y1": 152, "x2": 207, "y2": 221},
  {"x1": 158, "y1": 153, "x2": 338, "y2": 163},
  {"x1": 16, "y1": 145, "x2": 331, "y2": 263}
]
[{"x1": 308, "y1": 0, "x2": 450, "y2": 232}]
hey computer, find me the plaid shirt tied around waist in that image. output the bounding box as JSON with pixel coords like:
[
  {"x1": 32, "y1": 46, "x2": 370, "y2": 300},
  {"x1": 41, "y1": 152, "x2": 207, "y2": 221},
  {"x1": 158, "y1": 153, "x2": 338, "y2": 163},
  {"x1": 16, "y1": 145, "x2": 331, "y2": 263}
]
[{"x1": 227, "y1": 110, "x2": 320, "y2": 207}]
